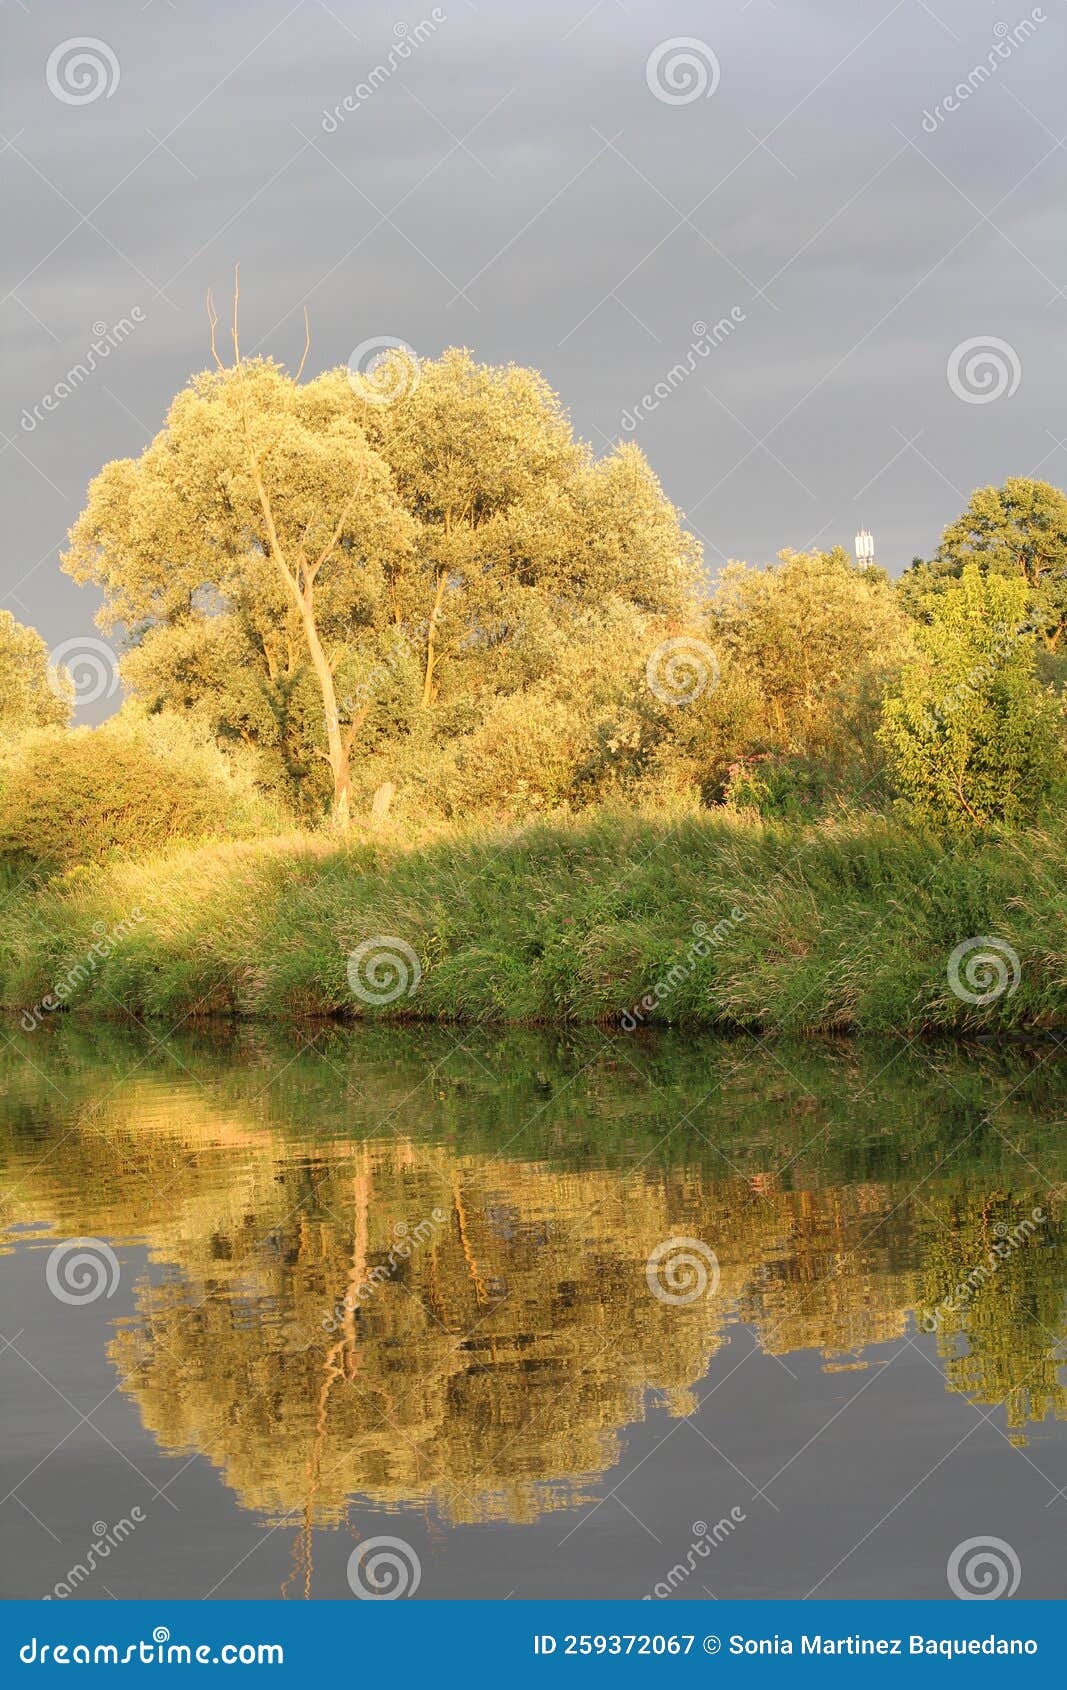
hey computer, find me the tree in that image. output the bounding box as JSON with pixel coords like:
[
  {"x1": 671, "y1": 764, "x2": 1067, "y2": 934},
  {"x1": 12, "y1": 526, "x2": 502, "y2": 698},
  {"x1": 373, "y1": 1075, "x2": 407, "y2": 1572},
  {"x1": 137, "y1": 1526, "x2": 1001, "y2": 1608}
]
[
  {"x1": 909, "y1": 478, "x2": 1067, "y2": 653},
  {"x1": 64, "y1": 326, "x2": 702, "y2": 826},
  {"x1": 117, "y1": 614, "x2": 334, "y2": 819},
  {"x1": 64, "y1": 295, "x2": 416, "y2": 829},
  {"x1": 709, "y1": 546, "x2": 909, "y2": 764},
  {"x1": 361, "y1": 347, "x2": 701, "y2": 708},
  {"x1": 878, "y1": 565, "x2": 1064, "y2": 827},
  {"x1": 0, "y1": 610, "x2": 70, "y2": 735}
]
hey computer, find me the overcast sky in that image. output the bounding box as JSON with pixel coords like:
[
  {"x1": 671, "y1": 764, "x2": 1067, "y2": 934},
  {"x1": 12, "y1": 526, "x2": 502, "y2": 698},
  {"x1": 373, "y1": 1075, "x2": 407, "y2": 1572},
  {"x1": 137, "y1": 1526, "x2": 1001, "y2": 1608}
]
[{"x1": 3, "y1": 0, "x2": 1066, "y2": 702}]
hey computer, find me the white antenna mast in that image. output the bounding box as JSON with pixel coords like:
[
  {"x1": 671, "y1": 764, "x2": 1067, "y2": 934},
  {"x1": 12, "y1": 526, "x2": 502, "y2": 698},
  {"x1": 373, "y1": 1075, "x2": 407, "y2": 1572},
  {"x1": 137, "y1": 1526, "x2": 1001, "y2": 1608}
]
[{"x1": 854, "y1": 528, "x2": 875, "y2": 569}]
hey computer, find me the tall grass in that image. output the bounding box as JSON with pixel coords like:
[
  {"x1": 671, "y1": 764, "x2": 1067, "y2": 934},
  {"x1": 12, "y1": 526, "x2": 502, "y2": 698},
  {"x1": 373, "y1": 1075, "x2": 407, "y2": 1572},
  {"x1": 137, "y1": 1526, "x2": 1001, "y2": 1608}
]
[{"x1": 0, "y1": 810, "x2": 1064, "y2": 1033}]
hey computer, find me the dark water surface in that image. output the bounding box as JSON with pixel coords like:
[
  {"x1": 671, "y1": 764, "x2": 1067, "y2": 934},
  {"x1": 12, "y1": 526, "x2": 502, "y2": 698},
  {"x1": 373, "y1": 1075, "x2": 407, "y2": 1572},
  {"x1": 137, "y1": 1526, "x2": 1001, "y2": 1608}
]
[{"x1": 1, "y1": 1023, "x2": 1066, "y2": 1601}]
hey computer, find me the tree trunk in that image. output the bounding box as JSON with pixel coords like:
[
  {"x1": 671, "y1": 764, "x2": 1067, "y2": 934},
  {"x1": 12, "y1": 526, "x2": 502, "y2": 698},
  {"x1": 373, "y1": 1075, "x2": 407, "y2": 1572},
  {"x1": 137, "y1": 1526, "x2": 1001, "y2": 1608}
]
[
  {"x1": 297, "y1": 592, "x2": 351, "y2": 831},
  {"x1": 421, "y1": 571, "x2": 447, "y2": 708},
  {"x1": 211, "y1": 288, "x2": 356, "y2": 829},
  {"x1": 243, "y1": 448, "x2": 353, "y2": 829}
]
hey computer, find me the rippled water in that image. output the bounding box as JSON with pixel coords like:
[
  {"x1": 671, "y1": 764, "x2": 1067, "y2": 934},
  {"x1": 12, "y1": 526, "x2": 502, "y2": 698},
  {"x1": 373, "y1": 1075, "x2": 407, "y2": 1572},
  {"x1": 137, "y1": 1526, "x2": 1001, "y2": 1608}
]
[{"x1": 1, "y1": 1023, "x2": 1065, "y2": 1600}]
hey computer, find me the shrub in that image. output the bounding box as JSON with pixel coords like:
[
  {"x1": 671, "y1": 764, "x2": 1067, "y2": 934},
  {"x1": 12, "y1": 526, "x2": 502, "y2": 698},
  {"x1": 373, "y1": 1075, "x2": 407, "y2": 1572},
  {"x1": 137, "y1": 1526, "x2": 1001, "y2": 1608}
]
[
  {"x1": 0, "y1": 708, "x2": 275, "y2": 875},
  {"x1": 721, "y1": 751, "x2": 889, "y2": 821},
  {"x1": 879, "y1": 566, "x2": 1065, "y2": 828}
]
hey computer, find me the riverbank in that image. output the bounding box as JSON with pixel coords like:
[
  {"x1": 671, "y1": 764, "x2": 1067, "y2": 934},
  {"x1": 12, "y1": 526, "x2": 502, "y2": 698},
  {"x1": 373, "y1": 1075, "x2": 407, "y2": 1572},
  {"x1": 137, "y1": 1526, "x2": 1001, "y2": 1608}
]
[{"x1": 0, "y1": 811, "x2": 1063, "y2": 1033}]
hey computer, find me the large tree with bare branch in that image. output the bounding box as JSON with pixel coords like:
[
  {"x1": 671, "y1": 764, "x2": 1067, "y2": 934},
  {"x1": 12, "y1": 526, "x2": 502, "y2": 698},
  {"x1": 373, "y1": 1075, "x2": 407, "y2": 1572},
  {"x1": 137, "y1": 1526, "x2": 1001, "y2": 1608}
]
[
  {"x1": 64, "y1": 300, "x2": 415, "y2": 827},
  {"x1": 64, "y1": 304, "x2": 701, "y2": 825}
]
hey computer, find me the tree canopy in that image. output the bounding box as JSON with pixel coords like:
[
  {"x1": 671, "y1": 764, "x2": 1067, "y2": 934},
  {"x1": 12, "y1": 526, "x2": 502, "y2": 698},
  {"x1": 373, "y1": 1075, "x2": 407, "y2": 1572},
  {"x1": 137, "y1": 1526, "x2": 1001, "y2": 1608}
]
[
  {"x1": 710, "y1": 545, "x2": 908, "y2": 752},
  {"x1": 64, "y1": 342, "x2": 700, "y2": 825},
  {"x1": 901, "y1": 477, "x2": 1067, "y2": 654},
  {"x1": 0, "y1": 609, "x2": 70, "y2": 735},
  {"x1": 879, "y1": 565, "x2": 1064, "y2": 827}
]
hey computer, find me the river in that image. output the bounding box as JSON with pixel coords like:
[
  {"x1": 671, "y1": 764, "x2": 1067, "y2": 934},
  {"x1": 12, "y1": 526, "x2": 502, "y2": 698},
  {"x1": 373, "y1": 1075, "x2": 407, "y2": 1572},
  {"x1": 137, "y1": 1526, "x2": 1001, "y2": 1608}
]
[{"x1": 1, "y1": 1023, "x2": 1064, "y2": 1600}]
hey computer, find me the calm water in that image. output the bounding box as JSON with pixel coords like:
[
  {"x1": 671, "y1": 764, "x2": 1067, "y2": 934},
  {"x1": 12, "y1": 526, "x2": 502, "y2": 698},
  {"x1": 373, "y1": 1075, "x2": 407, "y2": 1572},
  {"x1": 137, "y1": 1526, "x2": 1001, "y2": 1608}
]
[{"x1": 1, "y1": 1022, "x2": 1065, "y2": 1601}]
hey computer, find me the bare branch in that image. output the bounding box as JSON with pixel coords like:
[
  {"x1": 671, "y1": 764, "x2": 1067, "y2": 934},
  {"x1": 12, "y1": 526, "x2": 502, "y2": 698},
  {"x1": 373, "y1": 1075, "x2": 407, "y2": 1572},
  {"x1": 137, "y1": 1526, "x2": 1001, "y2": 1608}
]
[
  {"x1": 209, "y1": 266, "x2": 355, "y2": 827},
  {"x1": 206, "y1": 291, "x2": 224, "y2": 371},
  {"x1": 232, "y1": 262, "x2": 242, "y2": 364},
  {"x1": 294, "y1": 306, "x2": 311, "y2": 384}
]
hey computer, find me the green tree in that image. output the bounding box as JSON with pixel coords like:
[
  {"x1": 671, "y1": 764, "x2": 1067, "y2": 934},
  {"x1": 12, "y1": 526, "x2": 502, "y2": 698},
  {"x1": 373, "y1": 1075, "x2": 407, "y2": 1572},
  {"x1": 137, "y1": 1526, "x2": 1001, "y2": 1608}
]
[
  {"x1": 64, "y1": 326, "x2": 416, "y2": 829},
  {"x1": 64, "y1": 330, "x2": 701, "y2": 827},
  {"x1": 361, "y1": 347, "x2": 700, "y2": 706},
  {"x1": 118, "y1": 614, "x2": 340, "y2": 821},
  {"x1": 709, "y1": 546, "x2": 909, "y2": 765},
  {"x1": 0, "y1": 610, "x2": 70, "y2": 735},
  {"x1": 878, "y1": 565, "x2": 1064, "y2": 827},
  {"x1": 907, "y1": 478, "x2": 1067, "y2": 653}
]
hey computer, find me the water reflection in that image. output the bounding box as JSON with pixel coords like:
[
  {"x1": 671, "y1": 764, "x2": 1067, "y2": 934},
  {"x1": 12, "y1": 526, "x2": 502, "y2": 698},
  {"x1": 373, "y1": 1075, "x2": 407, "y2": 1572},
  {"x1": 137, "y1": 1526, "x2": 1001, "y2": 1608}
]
[{"x1": 1, "y1": 1024, "x2": 1065, "y2": 1538}]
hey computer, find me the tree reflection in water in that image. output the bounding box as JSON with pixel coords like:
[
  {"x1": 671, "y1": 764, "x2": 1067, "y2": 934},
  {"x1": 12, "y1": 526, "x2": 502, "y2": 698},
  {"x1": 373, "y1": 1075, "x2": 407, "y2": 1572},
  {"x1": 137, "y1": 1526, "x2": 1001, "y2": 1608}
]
[{"x1": 1, "y1": 1023, "x2": 1064, "y2": 1582}]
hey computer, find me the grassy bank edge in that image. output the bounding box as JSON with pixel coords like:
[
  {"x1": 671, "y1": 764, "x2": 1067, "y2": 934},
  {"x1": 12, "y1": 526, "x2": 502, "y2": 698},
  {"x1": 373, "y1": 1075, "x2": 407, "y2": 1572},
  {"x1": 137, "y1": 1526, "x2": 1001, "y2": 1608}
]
[{"x1": 0, "y1": 810, "x2": 1063, "y2": 1035}]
